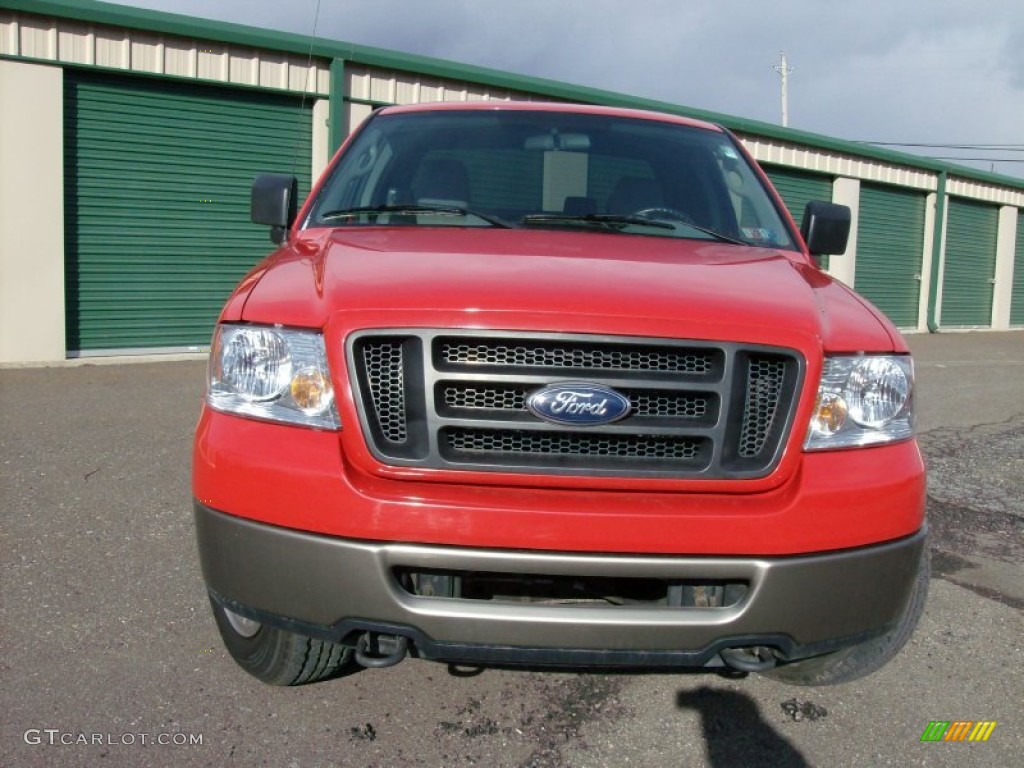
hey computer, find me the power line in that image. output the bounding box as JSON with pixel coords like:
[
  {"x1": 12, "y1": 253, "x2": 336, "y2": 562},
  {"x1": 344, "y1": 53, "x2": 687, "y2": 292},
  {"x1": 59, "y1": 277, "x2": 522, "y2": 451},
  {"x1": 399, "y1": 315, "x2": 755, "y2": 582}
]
[
  {"x1": 857, "y1": 141, "x2": 1024, "y2": 151},
  {"x1": 927, "y1": 156, "x2": 1024, "y2": 163}
]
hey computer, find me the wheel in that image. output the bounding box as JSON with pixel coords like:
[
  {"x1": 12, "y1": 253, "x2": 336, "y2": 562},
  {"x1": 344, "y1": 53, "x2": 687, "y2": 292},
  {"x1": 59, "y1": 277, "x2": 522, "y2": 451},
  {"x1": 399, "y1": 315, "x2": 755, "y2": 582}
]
[
  {"x1": 763, "y1": 546, "x2": 930, "y2": 686},
  {"x1": 209, "y1": 596, "x2": 354, "y2": 686}
]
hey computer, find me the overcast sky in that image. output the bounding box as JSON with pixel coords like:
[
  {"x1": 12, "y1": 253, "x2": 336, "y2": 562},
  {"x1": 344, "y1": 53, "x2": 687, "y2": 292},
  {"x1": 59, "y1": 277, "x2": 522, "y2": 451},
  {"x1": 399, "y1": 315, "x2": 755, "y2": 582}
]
[{"x1": 107, "y1": 0, "x2": 1024, "y2": 179}]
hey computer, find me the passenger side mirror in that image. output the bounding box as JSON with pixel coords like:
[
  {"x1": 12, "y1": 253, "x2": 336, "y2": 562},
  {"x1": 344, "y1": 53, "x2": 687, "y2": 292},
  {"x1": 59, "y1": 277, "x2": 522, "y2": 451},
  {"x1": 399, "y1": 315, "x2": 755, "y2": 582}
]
[
  {"x1": 800, "y1": 201, "x2": 850, "y2": 256},
  {"x1": 251, "y1": 174, "x2": 298, "y2": 245}
]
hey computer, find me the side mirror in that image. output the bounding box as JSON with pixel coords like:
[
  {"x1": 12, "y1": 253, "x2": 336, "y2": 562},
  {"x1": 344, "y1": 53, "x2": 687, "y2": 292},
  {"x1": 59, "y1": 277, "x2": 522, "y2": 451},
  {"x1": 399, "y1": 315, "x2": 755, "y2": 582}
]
[
  {"x1": 251, "y1": 174, "x2": 298, "y2": 245},
  {"x1": 800, "y1": 201, "x2": 850, "y2": 256}
]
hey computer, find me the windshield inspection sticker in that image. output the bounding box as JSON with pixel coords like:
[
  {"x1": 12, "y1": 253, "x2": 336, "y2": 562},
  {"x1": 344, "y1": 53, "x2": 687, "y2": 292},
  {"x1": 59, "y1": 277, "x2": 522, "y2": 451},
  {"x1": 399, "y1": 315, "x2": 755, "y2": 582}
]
[{"x1": 741, "y1": 227, "x2": 775, "y2": 243}]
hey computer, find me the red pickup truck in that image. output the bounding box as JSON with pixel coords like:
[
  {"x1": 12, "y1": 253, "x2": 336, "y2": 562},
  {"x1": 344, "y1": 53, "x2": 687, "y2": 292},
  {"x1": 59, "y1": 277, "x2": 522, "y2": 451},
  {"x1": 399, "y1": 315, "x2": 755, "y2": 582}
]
[{"x1": 192, "y1": 102, "x2": 927, "y2": 687}]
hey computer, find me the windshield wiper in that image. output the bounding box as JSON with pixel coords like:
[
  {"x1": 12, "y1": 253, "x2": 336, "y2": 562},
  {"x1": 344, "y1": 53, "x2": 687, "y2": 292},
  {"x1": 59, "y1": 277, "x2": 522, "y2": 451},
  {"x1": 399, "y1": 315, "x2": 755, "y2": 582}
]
[
  {"x1": 318, "y1": 204, "x2": 512, "y2": 228},
  {"x1": 520, "y1": 213, "x2": 675, "y2": 231},
  {"x1": 681, "y1": 223, "x2": 751, "y2": 246},
  {"x1": 521, "y1": 213, "x2": 752, "y2": 244}
]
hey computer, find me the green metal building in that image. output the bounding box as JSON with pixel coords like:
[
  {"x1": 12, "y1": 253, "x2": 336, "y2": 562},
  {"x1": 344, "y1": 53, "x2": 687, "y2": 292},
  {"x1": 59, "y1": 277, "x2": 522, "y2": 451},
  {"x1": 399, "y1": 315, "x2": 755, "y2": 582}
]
[{"x1": 2, "y1": 0, "x2": 1022, "y2": 364}]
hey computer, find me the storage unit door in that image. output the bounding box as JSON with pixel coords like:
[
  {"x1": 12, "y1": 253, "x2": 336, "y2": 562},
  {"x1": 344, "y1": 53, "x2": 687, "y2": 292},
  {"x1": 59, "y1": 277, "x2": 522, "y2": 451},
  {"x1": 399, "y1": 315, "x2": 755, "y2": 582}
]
[
  {"x1": 941, "y1": 198, "x2": 998, "y2": 328},
  {"x1": 763, "y1": 166, "x2": 833, "y2": 228},
  {"x1": 64, "y1": 71, "x2": 313, "y2": 353},
  {"x1": 1013, "y1": 211, "x2": 1024, "y2": 327},
  {"x1": 854, "y1": 184, "x2": 926, "y2": 327},
  {"x1": 763, "y1": 166, "x2": 834, "y2": 266}
]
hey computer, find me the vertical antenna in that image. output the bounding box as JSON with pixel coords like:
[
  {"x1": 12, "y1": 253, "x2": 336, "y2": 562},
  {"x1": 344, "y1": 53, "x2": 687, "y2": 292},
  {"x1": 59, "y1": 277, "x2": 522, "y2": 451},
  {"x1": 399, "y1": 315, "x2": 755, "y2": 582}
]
[
  {"x1": 292, "y1": 0, "x2": 323, "y2": 182},
  {"x1": 773, "y1": 52, "x2": 793, "y2": 128}
]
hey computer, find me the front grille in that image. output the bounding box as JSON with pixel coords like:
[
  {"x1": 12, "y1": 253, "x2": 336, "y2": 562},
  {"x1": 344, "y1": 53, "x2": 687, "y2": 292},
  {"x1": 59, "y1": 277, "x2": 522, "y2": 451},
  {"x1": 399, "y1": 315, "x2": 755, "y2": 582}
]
[{"x1": 349, "y1": 331, "x2": 803, "y2": 479}]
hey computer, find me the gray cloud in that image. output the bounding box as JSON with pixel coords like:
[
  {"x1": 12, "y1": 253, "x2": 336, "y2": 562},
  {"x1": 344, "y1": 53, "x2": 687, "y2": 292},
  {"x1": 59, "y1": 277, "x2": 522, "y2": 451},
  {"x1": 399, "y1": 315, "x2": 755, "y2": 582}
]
[{"x1": 107, "y1": 0, "x2": 1024, "y2": 177}]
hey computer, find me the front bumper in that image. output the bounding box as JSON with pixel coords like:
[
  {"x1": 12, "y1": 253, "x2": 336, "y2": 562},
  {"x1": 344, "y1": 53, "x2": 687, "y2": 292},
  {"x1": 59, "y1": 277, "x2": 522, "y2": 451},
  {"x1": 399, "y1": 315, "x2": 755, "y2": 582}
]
[{"x1": 195, "y1": 502, "x2": 927, "y2": 668}]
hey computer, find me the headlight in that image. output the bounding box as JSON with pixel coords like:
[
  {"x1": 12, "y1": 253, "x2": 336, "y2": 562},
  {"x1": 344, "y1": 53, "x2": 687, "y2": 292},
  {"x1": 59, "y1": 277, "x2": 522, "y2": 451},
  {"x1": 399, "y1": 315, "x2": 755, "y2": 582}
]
[
  {"x1": 207, "y1": 324, "x2": 340, "y2": 430},
  {"x1": 805, "y1": 355, "x2": 913, "y2": 450}
]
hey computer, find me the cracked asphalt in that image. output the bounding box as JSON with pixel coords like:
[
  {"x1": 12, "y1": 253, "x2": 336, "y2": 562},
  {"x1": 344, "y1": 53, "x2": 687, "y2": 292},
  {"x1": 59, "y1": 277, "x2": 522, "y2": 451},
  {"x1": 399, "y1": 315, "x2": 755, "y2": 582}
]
[{"x1": 1, "y1": 331, "x2": 1021, "y2": 767}]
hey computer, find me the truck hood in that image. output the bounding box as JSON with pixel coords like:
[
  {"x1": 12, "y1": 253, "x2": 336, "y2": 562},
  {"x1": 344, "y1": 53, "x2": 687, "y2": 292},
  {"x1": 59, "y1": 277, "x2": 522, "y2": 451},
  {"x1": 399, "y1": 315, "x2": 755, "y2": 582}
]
[{"x1": 238, "y1": 227, "x2": 899, "y2": 352}]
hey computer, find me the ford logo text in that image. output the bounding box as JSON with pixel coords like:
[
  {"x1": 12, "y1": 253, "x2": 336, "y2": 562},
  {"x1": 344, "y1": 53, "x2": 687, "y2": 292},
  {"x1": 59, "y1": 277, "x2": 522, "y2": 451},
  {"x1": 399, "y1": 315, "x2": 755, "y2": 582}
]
[{"x1": 525, "y1": 383, "x2": 631, "y2": 427}]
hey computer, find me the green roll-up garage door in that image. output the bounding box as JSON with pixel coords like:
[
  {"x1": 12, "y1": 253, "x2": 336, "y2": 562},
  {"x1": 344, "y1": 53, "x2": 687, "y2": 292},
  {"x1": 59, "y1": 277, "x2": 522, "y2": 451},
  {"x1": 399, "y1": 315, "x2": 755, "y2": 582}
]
[
  {"x1": 941, "y1": 198, "x2": 998, "y2": 328},
  {"x1": 763, "y1": 166, "x2": 834, "y2": 266},
  {"x1": 763, "y1": 166, "x2": 833, "y2": 227},
  {"x1": 854, "y1": 184, "x2": 926, "y2": 327},
  {"x1": 65, "y1": 71, "x2": 313, "y2": 353},
  {"x1": 1012, "y1": 211, "x2": 1024, "y2": 327}
]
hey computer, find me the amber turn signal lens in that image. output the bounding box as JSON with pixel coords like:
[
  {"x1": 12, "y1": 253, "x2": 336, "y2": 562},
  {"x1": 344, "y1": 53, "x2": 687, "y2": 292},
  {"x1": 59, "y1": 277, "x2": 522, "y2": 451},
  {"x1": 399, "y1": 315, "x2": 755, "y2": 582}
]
[
  {"x1": 290, "y1": 368, "x2": 334, "y2": 414},
  {"x1": 811, "y1": 393, "x2": 848, "y2": 436}
]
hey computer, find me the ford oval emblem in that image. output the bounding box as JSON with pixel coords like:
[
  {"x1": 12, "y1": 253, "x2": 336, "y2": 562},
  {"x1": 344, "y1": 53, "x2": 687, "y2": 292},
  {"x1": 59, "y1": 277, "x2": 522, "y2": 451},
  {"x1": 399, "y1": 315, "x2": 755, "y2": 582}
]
[{"x1": 526, "y1": 382, "x2": 631, "y2": 427}]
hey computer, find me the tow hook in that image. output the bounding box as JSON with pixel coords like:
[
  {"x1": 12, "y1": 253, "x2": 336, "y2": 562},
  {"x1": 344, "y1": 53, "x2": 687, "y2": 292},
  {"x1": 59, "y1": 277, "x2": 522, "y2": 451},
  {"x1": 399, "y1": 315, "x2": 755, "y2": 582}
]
[
  {"x1": 354, "y1": 632, "x2": 409, "y2": 669},
  {"x1": 720, "y1": 646, "x2": 778, "y2": 672}
]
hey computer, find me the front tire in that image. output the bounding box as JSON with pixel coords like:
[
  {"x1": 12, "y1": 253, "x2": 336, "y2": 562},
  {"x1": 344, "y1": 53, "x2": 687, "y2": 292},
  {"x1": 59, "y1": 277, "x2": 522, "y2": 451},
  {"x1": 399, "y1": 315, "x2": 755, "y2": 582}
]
[
  {"x1": 764, "y1": 546, "x2": 930, "y2": 686},
  {"x1": 209, "y1": 597, "x2": 354, "y2": 686}
]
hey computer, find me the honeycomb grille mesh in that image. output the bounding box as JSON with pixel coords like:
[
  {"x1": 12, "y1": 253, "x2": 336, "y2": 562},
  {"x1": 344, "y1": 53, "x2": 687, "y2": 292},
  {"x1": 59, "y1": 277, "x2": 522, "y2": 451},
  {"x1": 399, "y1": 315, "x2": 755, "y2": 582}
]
[
  {"x1": 361, "y1": 340, "x2": 407, "y2": 443},
  {"x1": 738, "y1": 356, "x2": 787, "y2": 458},
  {"x1": 439, "y1": 339, "x2": 716, "y2": 374},
  {"x1": 445, "y1": 428, "x2": 705, "y2": 461}
]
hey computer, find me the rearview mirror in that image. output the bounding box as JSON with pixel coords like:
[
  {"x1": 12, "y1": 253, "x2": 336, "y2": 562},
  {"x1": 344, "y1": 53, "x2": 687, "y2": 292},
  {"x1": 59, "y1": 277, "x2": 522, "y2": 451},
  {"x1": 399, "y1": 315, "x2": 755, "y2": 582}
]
[
  {"x1": 800, "y1": 201, "x2": 850, "y2": 256},
  {"x1": 251, "y1": 174, "x2": 298, "y2": 244},
  {"x1": 524, "y1": 132, "x2": 591, "y2": 151}
]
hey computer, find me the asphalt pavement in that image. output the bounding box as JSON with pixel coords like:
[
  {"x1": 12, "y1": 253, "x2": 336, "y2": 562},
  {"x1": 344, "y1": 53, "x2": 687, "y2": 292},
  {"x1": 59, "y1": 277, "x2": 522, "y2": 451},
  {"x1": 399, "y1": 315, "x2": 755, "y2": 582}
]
[{"x1": 1, "y1": 330, "x2": 1022, "y2": 767}]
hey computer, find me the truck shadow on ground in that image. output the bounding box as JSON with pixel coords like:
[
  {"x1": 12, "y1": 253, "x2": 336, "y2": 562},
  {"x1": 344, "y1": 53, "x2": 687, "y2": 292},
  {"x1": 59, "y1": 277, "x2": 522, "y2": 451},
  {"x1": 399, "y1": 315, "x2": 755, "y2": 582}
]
[{"x1": 676, "y1": 686, "x2": 810, "y2": 768}]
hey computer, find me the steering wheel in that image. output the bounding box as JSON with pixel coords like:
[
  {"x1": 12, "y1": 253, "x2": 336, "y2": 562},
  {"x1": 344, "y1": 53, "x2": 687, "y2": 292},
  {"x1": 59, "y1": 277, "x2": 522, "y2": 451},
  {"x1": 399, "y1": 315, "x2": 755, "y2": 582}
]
[{"x1": 632, "y1": 207, "x2": 692, "y2": 223}]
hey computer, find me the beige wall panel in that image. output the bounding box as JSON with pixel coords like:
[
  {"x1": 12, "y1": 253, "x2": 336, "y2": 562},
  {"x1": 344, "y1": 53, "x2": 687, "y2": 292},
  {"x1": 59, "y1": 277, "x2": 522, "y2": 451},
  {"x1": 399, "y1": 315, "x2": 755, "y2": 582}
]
[
  {"x1": 347, "y1": 69, "x2": 372, "y2": 100},
  {"x1": 18, "y1": 17, "x2": 56, "y2": 59},
  {"x1": 828, "y1": 177, "x2": 860, "y2": 288},
  {"x1": 946, "y1": 179, "x2": 1024, "y2": 207},
  {"x1": 130, "y1": 33, "x2": 163, "y2": 73},
  {"x1": 228, "y1": 48, "x2": 259, "y2": 86},
  {"x1": 258, "y1": 54, "x2": 288, "y2": 90},
  {"x1": 288, "y1": 62, "x2": 318, "y2": 93},
  {"x1": 95, "y1": 28, "x2": 129, "y2": 69},
  {"x1": 0, "y1": 60, "x2": 65, "y2": 364},
  {"x1": 346, "y1": 101, "x2": 374, "y2": 134},
  {"x1": 5, "y1": 12, "x2": 328, "y2": 94},
  {"x1": 57, "y1": 22, "x2": 92, "y2": 64},
  {"x1": 164, "y1": 40, "x2": 196, "y2": 78},
  {"x1": 369, "y1": 74, "x2": 394, "y2": 103},
  {"x1": 992, "y1": 206, "x2": 1019, "y2": 329},
  {"x1": 312, "y1": 99, "x2": 331, "y2": 180},
  {"x1": 1, "y1": 14, "x2": 19, "y2": 56},
  {"x1": 418, "y1": 81, "x2": 444, "y2": 102},
  {"x1": 741, "y1": 136, "x2": 937, "y2": 192},
  {"x1": 395, "y1": 77, "x2": 418, "y2": 103},
  {"x1": 197, "y1": 45, "x2": 229, "y2": 80},
  {"x1": 342, "y1": 65, "x2": 535, "y2": 107},
  {"x1": 917, "y1": 194, "x2": 937, "y2": 331}
]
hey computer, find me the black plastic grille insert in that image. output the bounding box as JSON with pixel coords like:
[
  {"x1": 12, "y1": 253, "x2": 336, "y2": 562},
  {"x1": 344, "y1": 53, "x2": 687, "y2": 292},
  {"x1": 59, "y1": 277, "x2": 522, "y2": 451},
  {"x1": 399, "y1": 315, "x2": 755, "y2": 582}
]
[{"x1": 349, "y1": 331, "x2": 802, "y2": 479}]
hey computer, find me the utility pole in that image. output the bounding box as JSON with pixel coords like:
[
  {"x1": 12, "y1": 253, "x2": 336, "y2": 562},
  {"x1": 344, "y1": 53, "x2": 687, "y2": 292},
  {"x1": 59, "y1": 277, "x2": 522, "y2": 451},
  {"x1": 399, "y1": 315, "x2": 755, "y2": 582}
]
[{"x1": 773, "y1": 52, "x2": 793, "y2": 127}]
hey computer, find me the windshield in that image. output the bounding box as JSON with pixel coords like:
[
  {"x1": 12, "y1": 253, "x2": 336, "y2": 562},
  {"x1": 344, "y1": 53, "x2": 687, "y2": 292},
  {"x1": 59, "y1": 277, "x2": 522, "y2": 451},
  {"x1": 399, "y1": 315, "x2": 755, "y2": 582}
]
[{"x1": 305, "y1": 109, "x2": 796, "y2": 249}]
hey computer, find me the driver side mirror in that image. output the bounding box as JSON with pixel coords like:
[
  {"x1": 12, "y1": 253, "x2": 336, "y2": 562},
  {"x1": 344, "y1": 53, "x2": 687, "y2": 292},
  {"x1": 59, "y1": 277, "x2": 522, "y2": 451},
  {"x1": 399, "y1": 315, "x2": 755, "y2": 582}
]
[
  {"x1": 251, "y1": 174, "x2": 298, "y2": 245},
  {"x1": 800, "y1": 201, "x2": 850, "y2": 256}
]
